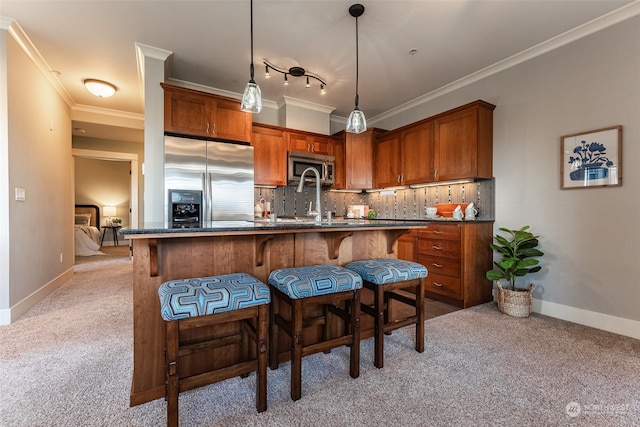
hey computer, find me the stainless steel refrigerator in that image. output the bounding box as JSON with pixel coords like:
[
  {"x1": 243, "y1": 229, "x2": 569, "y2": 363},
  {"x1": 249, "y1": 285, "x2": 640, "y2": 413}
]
[{"x1": 164, "y1": 134, "x2": 254, "y2": 223}]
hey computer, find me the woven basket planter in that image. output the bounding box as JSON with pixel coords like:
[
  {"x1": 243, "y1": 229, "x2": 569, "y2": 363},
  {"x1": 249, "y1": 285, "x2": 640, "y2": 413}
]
[{"x1": 497, "y1": 282, "x2": 535, "y2": 318}]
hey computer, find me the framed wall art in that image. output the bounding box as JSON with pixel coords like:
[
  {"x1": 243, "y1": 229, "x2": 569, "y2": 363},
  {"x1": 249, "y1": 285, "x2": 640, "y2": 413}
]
[{"x1": 560, "y1": 125, "x2": 622, "y2": 189}]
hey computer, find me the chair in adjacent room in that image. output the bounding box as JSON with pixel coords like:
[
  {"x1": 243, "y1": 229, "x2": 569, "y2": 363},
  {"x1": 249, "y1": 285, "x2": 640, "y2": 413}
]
[
  {"x1": 268, "y1": 264, "x2": 362, "y2": 401},
  {"x1": 345, "y1": 258, "x2": 428, "y2": 368},
  {"x1": 157, "y1": 273, "x2": 271, "y2": 427}
]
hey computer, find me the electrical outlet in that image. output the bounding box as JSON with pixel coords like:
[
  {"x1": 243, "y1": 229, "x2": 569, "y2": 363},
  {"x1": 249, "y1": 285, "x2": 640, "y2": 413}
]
[{"x1": 59, "y1": 253, "x2": 63, "y2": 263}]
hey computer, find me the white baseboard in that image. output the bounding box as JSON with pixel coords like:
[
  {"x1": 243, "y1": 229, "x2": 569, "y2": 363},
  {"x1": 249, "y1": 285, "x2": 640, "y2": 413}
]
[
  {"x1": 0, "y1": 267, "x2": 74, "y2": 325},
  {"x1": 531, "y1": 298, "x2": 640, "y2": 340}
]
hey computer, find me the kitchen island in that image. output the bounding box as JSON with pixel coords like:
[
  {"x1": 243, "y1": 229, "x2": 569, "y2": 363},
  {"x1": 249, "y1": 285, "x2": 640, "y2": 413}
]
[{"x1": 121, "y1": 219, "x2": 429, "y2": 406}]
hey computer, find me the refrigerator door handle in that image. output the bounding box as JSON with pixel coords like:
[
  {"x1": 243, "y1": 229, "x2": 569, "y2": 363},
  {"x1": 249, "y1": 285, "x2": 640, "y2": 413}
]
[{"x1": 202, "y1": 172, "x2": 211, "y2": 221}]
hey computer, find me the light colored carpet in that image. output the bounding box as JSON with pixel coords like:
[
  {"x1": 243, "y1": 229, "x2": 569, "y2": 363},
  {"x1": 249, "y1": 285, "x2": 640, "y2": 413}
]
[{"x1": 1, "y1": 255, "x2": 638, "y2": 426}]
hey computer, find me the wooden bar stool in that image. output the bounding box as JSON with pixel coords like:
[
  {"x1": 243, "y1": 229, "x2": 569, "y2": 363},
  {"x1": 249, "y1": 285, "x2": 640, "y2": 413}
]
[
  {"x1": 268, "y1": 264, "x2": 362, "y2": 401},
  {"x1": 345, "y1": 258, "x2": 428, "y2": 368},
  {"x1": 157, "y1": 273, "x2": 271, "y2": 427}
]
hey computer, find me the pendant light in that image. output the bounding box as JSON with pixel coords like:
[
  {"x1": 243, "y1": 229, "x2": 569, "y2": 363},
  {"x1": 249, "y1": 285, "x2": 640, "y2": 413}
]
[
  {"x1": 346, "y1": 4, "x2": 366, "y2": 133},
  {"x1": 241, "y1": 0, "x2": 262, "y2": 113}
]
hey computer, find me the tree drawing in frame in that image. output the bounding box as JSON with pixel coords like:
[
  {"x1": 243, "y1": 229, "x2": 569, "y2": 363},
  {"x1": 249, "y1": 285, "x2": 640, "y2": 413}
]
[{"x1": 560, "y1": 125, "x2": 622, "y2": 189}]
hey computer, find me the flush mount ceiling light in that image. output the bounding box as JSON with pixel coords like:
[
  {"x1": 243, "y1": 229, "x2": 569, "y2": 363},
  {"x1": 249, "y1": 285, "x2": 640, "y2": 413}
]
[
  {"x1": 263, "y1": 59, "x2": 327, "y2": 94},
  {"x1": 241, "y1": 0, "x2": 263, "y2": 113},
  {"x1": 346, "y1": 3, "x2": 366, "y2": 134},
  {"x1": 83, "y1": 79, "x2": 117, "y2": 97}
]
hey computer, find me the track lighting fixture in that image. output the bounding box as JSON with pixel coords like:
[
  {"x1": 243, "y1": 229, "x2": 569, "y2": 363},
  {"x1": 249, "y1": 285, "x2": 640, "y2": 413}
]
[{"x1": 263, "y1": 59, "x2": 327, "y2": 93}]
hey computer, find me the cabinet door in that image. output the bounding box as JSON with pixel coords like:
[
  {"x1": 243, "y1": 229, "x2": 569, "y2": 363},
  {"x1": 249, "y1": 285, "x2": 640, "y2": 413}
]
[
  {"x1": 287, "y1": 132, "x2": 312, "y2": 153},
  {"x1": 164, "y1": 88, "x2": 212, "y2": 137},
  {"x1": 252, "y1": 125, "x2": 287, "y2": 186},
  {"x1": 310, "y1": 135, "x2": 333, "y2": 155},
  {"x1": 402, "y1": 121, "x2": 435, "y2": 184},
  {"x1": 375, "y1": 132, "x2": 401, "y2": 188},
  {"x1": 397, "y1": 230, "x2": 417, "y2": 262},
  {"x1": 434, "y1": 108, "x2": 478, "y2": 181},
  {"x1": 345, "y1": 131, "x2": 374, "y2": 189},
  {"x1": 214, "y1": 98, "x2": 252, "y2": 143},
  {"x1": 332, "y1": 137, "x2": 346, "y2": 189}
]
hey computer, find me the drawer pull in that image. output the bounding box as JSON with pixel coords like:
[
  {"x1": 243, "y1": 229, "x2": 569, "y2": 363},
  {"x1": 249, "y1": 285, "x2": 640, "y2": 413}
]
[
  {"x1": 432, "y1": 245, "x2": 442, "y2": 250},
  {"x1": 432, "y1": 263, "x2": 443, "y2": 268},
  {"x1": 433, "y1": 230, "x2": 444, "y2": 234},
  {"x1": 432, "y1": 282, "x2": 444, "y2": 287}
]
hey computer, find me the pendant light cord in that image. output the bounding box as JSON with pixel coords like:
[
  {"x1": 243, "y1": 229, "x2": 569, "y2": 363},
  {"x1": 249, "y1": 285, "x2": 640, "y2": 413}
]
[
  {"x1": 249, "y1": 0, "x2": 255, "y2": 82},
  {"x1": 354, "y1": 14, "x2": 359, "y2": 109}
]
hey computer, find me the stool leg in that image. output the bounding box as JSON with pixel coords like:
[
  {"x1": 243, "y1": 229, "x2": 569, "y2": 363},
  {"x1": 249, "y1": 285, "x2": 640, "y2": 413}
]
[
  {"x1": 269, "y1": 296, "x2": 279, "y2": 370},
  {"x1": 350, "y1": 289, "x2": 361, "y2": 379},
  {"x1": 416, "y1": 278, "x2": 425, "y2": 353},
  {"x1": 240, "y1": 319, "x2": 250, "y2": 378},
  {"x1": 257, "y1": 304, "x2": 269, "y2": 412},
  {"x1": 383, "y1": 289, "x2": 393, "y2": 336},
  {"x1": 373, "y1": 283, "x2": 385, "y2": 369},
  {"x1": 291, "y1": 299, "x2": 303, "y2": 401},
  {"x1": 166, "y1": 321, "x2": 179, "y2": 427}
]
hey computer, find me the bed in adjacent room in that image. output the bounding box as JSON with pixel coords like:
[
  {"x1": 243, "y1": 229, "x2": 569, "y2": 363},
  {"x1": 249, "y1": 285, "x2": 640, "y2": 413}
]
[{"x1": 75, "y1": 204, "x2": 104, "y2": 256}]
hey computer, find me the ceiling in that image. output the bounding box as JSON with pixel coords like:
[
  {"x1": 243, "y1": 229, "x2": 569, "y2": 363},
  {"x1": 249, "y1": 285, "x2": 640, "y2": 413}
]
[{"x1": 2, "y1": 0, "x2": 636, "y2": 143}]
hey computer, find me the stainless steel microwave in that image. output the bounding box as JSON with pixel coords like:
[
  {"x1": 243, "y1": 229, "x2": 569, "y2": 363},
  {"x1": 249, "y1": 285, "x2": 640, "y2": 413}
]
[{"x1": 288, "y1": 151, "x2": 335, "y2": 186}]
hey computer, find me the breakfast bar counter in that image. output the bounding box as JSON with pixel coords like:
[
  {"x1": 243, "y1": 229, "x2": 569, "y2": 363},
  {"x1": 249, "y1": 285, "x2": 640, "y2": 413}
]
[{"x1": 121, "y1": 219, "x2": 429, "y2": 406}]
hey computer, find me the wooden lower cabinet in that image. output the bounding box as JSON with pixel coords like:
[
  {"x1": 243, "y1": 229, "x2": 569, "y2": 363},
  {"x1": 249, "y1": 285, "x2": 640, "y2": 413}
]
[
  {"x1": 417, "y1": 221, "x2": 493, "y2": 308},
  {"x1": 397, "y1": 229, "x2": 417, "y2": 262}
]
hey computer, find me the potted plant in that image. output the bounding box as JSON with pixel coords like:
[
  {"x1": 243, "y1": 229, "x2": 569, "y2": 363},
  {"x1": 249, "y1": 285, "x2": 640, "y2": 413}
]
[
  {"x1": 486, "y1": 225, "x2": 543, "y2": 317},
  {"x1": 568, "y1": 140, "x2": 613, "y2": 181}
]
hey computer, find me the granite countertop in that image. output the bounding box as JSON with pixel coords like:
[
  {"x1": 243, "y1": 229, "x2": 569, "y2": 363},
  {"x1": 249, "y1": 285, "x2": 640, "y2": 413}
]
[{"x1": 120, "y1": 217, "x2": 493, "y2": 237}]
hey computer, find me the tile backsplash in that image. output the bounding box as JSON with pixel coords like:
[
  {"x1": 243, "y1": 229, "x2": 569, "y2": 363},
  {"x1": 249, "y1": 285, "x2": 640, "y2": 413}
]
[{"x1": 255, "y1": 179, "x2": 495, "y2": 220}]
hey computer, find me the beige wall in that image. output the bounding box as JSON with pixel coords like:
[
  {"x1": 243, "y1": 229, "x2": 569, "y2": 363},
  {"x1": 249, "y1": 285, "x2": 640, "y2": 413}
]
[
  {"x1": 375, "y1": 17, "x2": 640, "y2": 331},
  {"x1": 1, "y1": 31, "x2": 74, "y2": 321}
]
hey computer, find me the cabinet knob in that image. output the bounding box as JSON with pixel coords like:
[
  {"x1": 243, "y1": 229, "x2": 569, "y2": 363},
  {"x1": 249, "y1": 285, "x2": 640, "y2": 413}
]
[{"x1": 206, "y1": 122, "x2": 210, "y2": 134}]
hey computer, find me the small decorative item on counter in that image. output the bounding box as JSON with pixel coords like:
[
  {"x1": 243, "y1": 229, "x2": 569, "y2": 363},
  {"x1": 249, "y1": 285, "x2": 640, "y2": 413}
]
[
  {"x1": 254, "y1": 198, "x2": 265, "y2": 218},
  {"x1": 367, "y1": 209, "x2": 376, "y2": 219}
]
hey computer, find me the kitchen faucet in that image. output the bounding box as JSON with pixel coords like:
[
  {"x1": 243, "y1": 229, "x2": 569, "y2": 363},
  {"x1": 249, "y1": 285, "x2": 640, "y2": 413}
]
[{"x1": 296, "y1": 167, "x2": 322, "y2": 224}]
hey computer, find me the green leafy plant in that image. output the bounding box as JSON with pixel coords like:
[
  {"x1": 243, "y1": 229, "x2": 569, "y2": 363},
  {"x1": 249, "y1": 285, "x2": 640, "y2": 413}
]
[{"x1": 486, "y1": 226, "x2": 543, "y2": 290}]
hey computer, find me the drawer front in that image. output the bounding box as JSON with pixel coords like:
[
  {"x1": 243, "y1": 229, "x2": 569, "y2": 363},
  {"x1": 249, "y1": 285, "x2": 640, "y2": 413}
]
[
  {"x1": 418, "y1": 238, "x2": 461, "y2": 259},
  {"x1": 425, "y1": 273, "x2": 461, "y2": 299},
  {"x1": 418, "y1": 223, "x2": 461, "y2": 240},
  {"x1": 418, "y1": 255, "x2": 460, "y2": 278}
]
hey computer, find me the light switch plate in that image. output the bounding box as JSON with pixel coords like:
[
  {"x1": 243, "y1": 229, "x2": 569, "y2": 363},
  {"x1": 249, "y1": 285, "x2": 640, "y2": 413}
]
[{"x1": 15, "y1": 188, "x2": 26, "y2": 201}]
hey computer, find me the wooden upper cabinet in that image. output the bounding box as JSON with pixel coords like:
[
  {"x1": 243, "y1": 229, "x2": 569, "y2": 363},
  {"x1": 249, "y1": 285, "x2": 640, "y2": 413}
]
[
  {"x1": 161, "y1": 83, "x2": 251, "y2": 143},
  {"x1": 333, "y1": 128, "x2": 382, "y2": 190},
  {"x1": 434, "y1": 100, "x2": 494, "y2": 181},
  {"x1": 287, "y1": 130, "x2": 333, "y2": 155},
  {"x1": 402, "y1": 121, "x2": 435, "y2": 184},
  {"x1": 374, "y1": 122, "x2": 434, "y2": 188},
  {"x1": 374, "y1": 131, "x2": 402, "y2": 188},
  {"x1": 252, "y1": 124, "x2": 287, "y2": 186}
]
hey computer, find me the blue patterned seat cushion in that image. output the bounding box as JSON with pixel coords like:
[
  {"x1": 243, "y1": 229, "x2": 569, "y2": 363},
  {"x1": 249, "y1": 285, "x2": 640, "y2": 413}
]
[
  {"x1": 345, "y1": 259, "x2": 428, "y2": 285},
  {"x1": 268, "y1": 265, "x2": 362, "y2": 299},
  {"x1": 158, "y1": 273, "x2": 271, "y2": 321}
]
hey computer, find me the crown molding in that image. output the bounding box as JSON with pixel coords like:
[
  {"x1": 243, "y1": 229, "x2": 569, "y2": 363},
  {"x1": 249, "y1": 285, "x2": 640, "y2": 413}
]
[
  {"x1": 71, "y1": 104, "x2": 144, "y2": 129},
  {"x1": 279, "y1": 95, "x2": 335, "y2": 114},
  {"x1": 4, "y1": 18, "x2": 75, "y2": 108}
]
